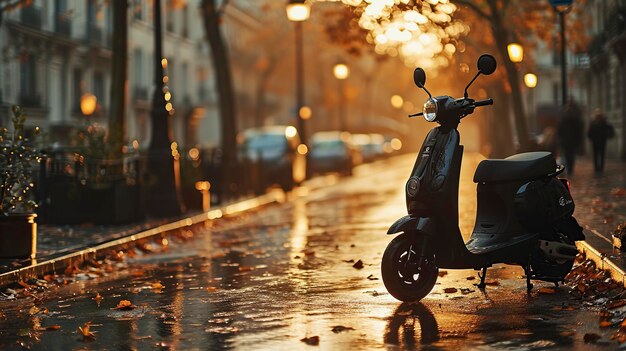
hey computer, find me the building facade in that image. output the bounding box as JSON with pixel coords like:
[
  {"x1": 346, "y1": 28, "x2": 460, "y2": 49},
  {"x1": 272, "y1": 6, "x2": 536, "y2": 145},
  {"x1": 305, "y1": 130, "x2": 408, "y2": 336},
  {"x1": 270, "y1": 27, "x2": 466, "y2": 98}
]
[
  {"x1": 0, "y1": 0, "x2": 262, "y2": 151},
  {"x1": 586, "y1": 0, "x2": 626, "y2": 159}
]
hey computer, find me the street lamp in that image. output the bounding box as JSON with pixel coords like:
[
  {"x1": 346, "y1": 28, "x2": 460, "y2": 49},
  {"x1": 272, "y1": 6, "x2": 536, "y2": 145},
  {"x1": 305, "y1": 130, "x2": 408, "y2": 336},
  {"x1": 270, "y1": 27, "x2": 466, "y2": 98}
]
[
  {"x1": 507, "y1": 42, "x2": 523, "y2": 63},
  {"x1": 146, "y1": 0, "x2": 182, "y2": 217},
  {"x1": 286, "y1": 0, "x2": 310, "y2": 147},
  {"x1": 333, "y1": 62, "x2": 349, "y2": 131},
  {"x1": 524, "y1": 73, "x2": 538, "y2": 133},
  {"x1": 550, "y1": 0, "x2": 573, "y2": 105},
  {"x1": 80, "y1": 93, "x2": 97, "y2": 117}
]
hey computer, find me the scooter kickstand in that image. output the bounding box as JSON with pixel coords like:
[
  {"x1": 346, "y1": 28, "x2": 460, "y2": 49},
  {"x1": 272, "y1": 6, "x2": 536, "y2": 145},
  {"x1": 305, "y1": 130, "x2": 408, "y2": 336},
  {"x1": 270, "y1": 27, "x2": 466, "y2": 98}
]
[
  {"x1": 477, "y1": 267, "x2": 487, "y2": 289},
  {"x1": 524, "y1": 266, "x2": 533, "y2": 292}
]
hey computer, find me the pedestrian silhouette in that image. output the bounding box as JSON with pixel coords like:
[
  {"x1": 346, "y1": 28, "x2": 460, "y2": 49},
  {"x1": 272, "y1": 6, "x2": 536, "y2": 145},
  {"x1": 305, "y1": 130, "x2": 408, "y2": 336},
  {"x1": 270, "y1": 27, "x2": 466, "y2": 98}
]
[
  {"x1": 557, "y1": 99, "x2": 584, "y2": 175},
  {"x1": 587, "y1": 108, "x2": 614, "y2": 173}
]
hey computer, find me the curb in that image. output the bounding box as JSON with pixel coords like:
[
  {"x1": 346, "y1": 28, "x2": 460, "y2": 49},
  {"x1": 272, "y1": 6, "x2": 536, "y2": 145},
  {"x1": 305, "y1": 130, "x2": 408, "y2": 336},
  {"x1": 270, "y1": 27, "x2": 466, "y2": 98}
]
[
  {"x1": 0, "y1": 191, "x2": 285, "y2": 287},
  {"x1": 576, "y1": 240, "x2": 626, "y2": 287}
]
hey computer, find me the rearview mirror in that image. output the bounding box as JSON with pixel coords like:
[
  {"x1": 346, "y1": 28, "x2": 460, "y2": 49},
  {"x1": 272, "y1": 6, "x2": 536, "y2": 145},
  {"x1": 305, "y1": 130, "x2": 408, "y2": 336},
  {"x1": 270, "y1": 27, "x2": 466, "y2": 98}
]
[
  {"x1": 477, "y1": 54, "x2": 497, "y2": 75},
  {"x1": 413, "y1": 68, "x2": 426, "y2": 88}
]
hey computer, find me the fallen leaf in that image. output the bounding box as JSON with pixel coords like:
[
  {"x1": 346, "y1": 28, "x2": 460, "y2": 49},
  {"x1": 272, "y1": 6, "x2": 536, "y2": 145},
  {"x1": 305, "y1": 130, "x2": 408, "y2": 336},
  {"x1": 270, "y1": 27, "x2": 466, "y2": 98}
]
[
  {"x1": 44, "y1": 325, "x2": 61, "y2": 331},
  {"x1": 342, "y1": 259, "x2": 355, "y2": 263},
  {"x1": 438, "y1": 270, "x2": 448, "y2": 277},
  {"x1": 300, "y1": 336, "x2": 320, "y2": 345},
  {"x1": 607, "y1": 300, "x2": 626, "y2": 309},
  {"x1": 18, "y1": 280, "x2": 31, "y2": 289},
  {"x1": 466, "y1": 276, "x2": 476, "y2": 281},
  {"x1": 238, "y1": 266, "x2": 255, "y2": 272},
  {"x1": 366, "y1": 274, "x2": 378, "y2": 280},
  {"x1": 331, "y1": 326, "x2": 354, "y2": 333},
  {"x1": 484, "y1": 280, "x2": 499, "y2": 286},
  {"x1": 79, "y1": 322, "x2": 96, "y2": 340},
  {"x1": 460, "y1": 288, "x2": 474, "y2": 295},
  {"x1": 112, "y1": 300, "x2": 136, "y2": 311},
  {"x1": 93, "y1": 293, "x2": 103, "y2": 304},
  {"x1": 444, "y1": 288, "x2": 458, "y2": 294},
  {"x1": 130, "y1": 270, "x2": 145, "y2": 278},
  {"x1": 583, "y1": 333, "x2": 601, "y2": 343},
  {"x1": 538, "y1": 287, "x2": 556, "y2": 294},
  {"x1": 151, "y1": 283, "x2": 165, "y2": 290},
  {"x1": 353, "y1": 260, "x2": 364, "y2": 269},
  {"x1": 600, "y1": 320, "x2": 612, "y2": 328},
  {"x1": 611, "y1": 188, "x2": 626, "y2": 197},
  {"x1": 206, "y1": 287, "x2": 218, "y2": 292}
]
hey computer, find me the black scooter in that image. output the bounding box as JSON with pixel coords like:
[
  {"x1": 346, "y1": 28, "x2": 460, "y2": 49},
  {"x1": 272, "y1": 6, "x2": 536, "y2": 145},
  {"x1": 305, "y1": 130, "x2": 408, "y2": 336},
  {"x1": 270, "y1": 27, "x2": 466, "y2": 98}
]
[{"x1": 381, "y1": 54, "x2": 585, "y2": 302}]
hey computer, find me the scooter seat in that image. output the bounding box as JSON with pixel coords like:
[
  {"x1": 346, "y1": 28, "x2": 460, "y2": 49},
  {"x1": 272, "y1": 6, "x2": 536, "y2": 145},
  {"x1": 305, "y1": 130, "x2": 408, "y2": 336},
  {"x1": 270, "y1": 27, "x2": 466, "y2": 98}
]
[{"x1": 473, "y1": 152, "x2": 557, "y2": 183}]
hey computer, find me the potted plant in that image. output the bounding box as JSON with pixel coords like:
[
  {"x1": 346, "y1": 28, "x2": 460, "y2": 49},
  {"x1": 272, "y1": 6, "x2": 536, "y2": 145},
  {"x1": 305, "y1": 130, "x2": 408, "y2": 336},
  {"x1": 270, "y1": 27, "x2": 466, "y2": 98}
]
[{"x1": 0, "y1": 106, "x2": 41, "y2": 259}]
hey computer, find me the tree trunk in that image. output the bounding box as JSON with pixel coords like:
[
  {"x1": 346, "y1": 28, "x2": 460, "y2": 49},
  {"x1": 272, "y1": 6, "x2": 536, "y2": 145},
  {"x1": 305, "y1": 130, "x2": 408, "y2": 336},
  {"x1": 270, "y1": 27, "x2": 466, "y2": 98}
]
[
  {"x1": 488, "y1": 82, "x2": 515, "y2": 158},
  {"x1": 108, "y1": 0, "x2": 128, "y2": 159},
  {"x1": 488, "y1": 0, "x2": 529, "y2": 153},
  {"x1": 201, "y1": 0, "x2": 238, "y2": 199}
]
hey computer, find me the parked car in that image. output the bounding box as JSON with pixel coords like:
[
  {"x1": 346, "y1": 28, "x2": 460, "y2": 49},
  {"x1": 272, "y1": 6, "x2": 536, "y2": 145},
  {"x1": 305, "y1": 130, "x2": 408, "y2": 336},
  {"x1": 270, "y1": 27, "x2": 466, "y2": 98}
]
[
  {"x1": 238, "y1": 125, "x2": 306, "y2": 192},
  {"x1": 307, "y1": 131, "x2": 359, "y2": 176},
  {"x1": 352, "y1": 133, "x2": 386, "y2": 163}
]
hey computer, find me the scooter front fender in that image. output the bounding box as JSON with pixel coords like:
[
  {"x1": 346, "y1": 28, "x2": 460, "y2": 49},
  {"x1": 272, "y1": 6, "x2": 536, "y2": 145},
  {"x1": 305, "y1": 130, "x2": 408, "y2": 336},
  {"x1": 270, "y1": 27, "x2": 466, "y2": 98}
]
[{"x1": 387, "y1": 216, "x2": 434, "y2": 235}]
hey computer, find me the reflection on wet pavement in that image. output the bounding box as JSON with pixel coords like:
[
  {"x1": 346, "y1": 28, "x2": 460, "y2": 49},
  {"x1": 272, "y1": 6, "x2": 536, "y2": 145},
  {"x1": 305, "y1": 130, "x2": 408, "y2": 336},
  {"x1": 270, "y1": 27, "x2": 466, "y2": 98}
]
[{"x1": 0, "y1": 155, "x2": 620, "y2": 350}]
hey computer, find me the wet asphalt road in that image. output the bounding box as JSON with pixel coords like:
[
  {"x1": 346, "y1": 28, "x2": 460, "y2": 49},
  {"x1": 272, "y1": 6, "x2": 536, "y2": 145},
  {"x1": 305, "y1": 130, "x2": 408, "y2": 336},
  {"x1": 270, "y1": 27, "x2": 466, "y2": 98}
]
[{"x1": 0, "y1": 154, "x2": 622, "y2": 350}]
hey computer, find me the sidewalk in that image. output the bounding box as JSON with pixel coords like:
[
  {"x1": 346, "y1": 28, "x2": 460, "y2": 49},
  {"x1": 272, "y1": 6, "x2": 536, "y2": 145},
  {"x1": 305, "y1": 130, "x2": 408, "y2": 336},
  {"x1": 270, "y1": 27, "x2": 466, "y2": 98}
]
[
  {"x1": 0, "y1": 192, "x2": 285, "y2": 286},
  {"x1": 567, "y1": 156, "x2": 626, "y2": 284}
]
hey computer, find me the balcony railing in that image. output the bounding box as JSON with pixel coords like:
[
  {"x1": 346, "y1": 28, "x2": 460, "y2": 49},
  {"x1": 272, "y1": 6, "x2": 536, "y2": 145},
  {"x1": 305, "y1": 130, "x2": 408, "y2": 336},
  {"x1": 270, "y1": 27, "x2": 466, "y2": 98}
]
[{"x1": 20, "y1": 6, "x2": 42, "y2": 29}]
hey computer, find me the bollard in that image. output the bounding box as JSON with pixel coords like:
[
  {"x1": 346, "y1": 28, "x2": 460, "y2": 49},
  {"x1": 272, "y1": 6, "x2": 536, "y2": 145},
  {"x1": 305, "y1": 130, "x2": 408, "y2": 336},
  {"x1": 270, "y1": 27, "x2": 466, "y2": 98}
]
[{"x1": 195, "y1": 181, "x2": 211, "y2": 212}]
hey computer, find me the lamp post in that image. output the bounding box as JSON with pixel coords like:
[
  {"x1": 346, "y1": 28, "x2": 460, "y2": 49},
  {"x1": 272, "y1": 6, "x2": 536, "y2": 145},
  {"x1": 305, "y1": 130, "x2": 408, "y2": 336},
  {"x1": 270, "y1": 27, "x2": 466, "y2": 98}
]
[
  {"x1": 286, "y1": 0, "x2": 310, "y2": 145},
  {"x1": 146, "y1": 0, "x2": 182, "y2": 217},
  {"x1": 550, "y1": 0, "x2": 573, "y2": 106},
  {"x1": 333, "y1": 63, "x2": 349, "y2": 131},
  {"x1": 524, "y1": 73, "x2": 538, "y2": 133}
]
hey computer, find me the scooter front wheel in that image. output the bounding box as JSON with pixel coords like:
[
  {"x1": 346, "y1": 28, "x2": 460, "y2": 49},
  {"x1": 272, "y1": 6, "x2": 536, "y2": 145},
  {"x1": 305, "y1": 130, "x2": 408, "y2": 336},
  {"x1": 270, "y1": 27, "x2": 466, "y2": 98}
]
[{"x1": 381, "y1": 233, "x2": 438, "y2": 302}]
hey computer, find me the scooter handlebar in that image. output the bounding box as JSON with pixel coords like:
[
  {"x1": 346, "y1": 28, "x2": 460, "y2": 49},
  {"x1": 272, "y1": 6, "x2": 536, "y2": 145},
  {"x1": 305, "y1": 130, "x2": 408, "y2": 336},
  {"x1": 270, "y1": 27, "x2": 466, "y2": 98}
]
[{"x1": 473, "y1": 98, "x2": 493, "y2": 107}]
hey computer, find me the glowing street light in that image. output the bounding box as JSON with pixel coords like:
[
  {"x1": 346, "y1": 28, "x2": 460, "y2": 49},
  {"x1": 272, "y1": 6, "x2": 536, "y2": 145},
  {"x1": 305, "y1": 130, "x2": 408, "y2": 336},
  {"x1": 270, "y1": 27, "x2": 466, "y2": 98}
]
[
  {"x1": 333, "y1": 63, "x2": 349, "y2": 131},
  {"x1": 390, "y1": 94, "x2": 404, "y2": 109},
  {"x1": 507, "y1": 42, "x2": 523, "y2": 63},
  {"x1": 80, "y1": 93, "x2": 97, "y2": 116},
  {"x1": 333, "y1": 63, "x2": 350, "y2": 80},
  {"x1": 286, "y1": 0, "x2": 310, "y2": 22},
  {"x1": 524, "y1": 73, "x2": 538, "y2": 88}
]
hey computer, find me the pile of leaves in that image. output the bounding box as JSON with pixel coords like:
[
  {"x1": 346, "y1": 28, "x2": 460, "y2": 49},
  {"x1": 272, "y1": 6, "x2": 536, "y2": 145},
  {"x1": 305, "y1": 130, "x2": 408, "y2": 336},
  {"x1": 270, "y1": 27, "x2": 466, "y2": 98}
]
[{"x1": 565, "y1": 256, "x2": 626, "y2": 344}]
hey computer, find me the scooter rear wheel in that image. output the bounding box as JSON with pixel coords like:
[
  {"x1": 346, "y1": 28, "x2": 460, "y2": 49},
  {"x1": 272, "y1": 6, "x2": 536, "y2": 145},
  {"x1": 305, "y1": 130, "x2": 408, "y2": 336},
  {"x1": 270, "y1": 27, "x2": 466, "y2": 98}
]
[{"x1": 382, "y1": 233, "x2": 438, "y2": 302}]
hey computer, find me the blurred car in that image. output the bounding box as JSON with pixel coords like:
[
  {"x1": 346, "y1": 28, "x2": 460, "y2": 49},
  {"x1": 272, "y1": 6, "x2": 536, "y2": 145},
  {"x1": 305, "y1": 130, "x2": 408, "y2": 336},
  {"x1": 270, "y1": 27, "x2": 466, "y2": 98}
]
[
  {"x1": 352, "y1": 133, "x2": 386, "y2": 163},
  {"x1": 307, "y1": 131, "x2": 359, "y2": 176},
  {"x1": 238, "y1": 125, "x2": 306, "y2": 192}
]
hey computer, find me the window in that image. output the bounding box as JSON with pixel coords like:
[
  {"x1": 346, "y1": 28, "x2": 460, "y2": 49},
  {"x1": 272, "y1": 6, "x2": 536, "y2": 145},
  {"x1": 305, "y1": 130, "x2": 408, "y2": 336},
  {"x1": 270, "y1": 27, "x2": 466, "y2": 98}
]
[
  {"x1": 19, "y1": 56, "x2": 39, "y2": 107},
  {"x1": 73, "y1": 68, "x2": 83, "y2": 112},
  {"x1": 133, "y1": 0, "x2": 143, "y2": 21},
  {"x1": 182, "y1": 4, "x2": 189, "y2": 38},
  {"x1": 133, "y1": 49, "x2": 147, "y2": 100}
]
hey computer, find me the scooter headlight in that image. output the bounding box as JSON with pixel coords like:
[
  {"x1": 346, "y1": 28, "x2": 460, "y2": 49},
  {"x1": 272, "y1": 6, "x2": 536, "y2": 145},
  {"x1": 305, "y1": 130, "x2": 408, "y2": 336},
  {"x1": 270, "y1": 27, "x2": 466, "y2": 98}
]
[{"x1": 423, "y1": 98, "x2": 438, "y2": 122}]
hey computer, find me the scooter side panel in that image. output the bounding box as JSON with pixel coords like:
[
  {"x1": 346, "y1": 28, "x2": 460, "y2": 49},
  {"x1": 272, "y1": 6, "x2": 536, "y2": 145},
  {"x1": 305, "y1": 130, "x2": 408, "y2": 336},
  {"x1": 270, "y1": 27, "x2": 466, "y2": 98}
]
[{"x1": 404, "y1": 128, "x2": 489, "y2": 269}]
